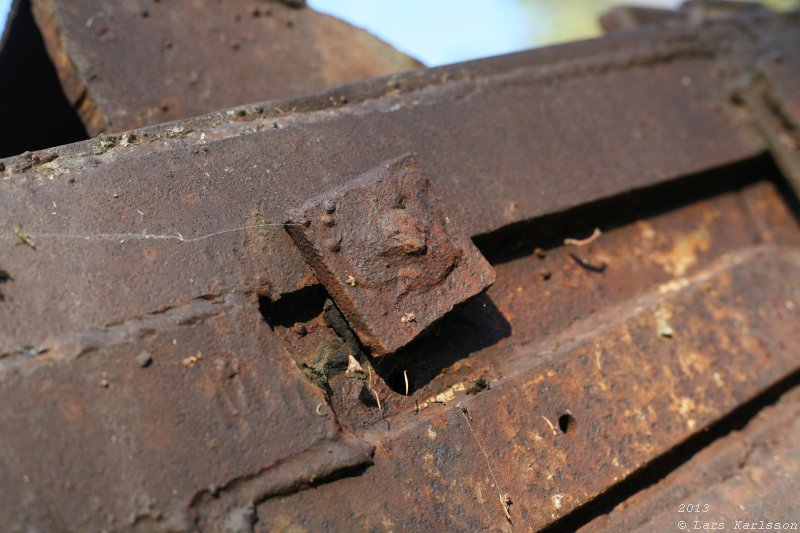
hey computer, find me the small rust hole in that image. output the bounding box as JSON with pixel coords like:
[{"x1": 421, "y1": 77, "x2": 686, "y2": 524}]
[{"x1": 558, "y1": 413, "x2": 575, "y2": 434}]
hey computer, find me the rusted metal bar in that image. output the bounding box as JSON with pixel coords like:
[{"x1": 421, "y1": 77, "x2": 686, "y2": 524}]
[
  {"x1": 25, "y1": 0, "x2": 421, "y2": 135},
  {"x1": 0, "y1": 296, "x2": 373, "y2": 531},
  {"x1": 580, "y1": 386, "x2": 800, "y2": 533}
]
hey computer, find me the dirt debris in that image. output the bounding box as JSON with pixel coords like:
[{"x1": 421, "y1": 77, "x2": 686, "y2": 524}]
[
  {"x1": 467, "y1": 377, "x2": 491, "y2": 395},
  {"x1": 12, "y1": 225, "x2": 35, "y2": 249},
  {"x1": 136, "y1": 351, "x2": 153, "y2": 368},
  {"x1": 182, "y1": 351, "x2": 203, "y2": 367}
]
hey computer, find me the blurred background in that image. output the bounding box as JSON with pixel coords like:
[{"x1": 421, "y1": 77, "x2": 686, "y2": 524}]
[{"x1": 2, "y1": 0, "x2": 799, "y2": 66}]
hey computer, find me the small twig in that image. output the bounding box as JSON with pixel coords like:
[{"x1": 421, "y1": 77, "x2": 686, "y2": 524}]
[
  {"x1": 568, "y1": 252, "x2": 607, "y2": 273},
  {"x1": 564, "y1": 227, "x2": 601, "y2": 247},
  {"x1": 541, "y1": 415, "x2": 558, "y2": 436},
  {"x1": 12, "y1": 225, "x2": 35, "y2": 249},
  {"x1": 403, "y1": 370, "x2": 410, "y2": 397},
  {"x1": 367, "y1": 367, "x2": 383, "y2": 414},
  {"x1": 455, "y1": 403, "x2": 512, "y2": 524}
]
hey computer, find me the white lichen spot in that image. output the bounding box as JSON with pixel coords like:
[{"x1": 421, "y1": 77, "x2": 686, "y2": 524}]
[
  {"x1": 427, "y1": 425, "x2": 437, "y2": 441},
  {"x1": 658, "y1": 278, "x2": 690, "y2": 294},
  {"x1": 551, "y1": 494, "x2": 564, "y2": 510},
  {"x1": 655, "y1": 307, "x2": 674, "y2": 338}
]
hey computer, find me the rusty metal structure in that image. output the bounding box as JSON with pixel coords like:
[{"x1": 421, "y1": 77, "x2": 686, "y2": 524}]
[{"x1": 1, "y1": 1, "x2": 799, "y2": 531}]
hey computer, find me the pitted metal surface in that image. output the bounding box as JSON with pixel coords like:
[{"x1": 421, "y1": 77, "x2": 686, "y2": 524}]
[{"x1": 0, "y1": 4, "x2": 799, "y2": 532}]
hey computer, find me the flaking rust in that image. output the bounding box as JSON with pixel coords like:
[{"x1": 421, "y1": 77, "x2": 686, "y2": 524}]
[{"x1": 285, "y1": 155, "x2": 495, "y2": 355}]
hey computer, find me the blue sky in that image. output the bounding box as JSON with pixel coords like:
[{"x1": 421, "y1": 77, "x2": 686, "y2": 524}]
[
  {"x1": 309, "y1": 0, "x2": 682, "y2": 65},
  {"x1": 0, "y1": 0, "x2": 9, "y2": 34},
  {"x1": 310, "y1": 0, "x2": 539, "y2": 66},
  {"x1": 1, "y1": 0, "x2": 681, "y2": 66}
]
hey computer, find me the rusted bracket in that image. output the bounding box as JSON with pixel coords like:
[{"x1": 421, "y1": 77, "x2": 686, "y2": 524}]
[{"x1": 286, "y1": 155, "x2": 495, "y2": 355}]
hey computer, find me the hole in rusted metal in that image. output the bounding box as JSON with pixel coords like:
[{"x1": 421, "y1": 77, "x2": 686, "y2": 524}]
[
  {"x1": 539, "y1": 366, "x2": 800, "y2": 533},
  {"x1": 558, "y1": 413, "x2": 575, "y2": 434},
  {"x1": 259, "y1": 285, "x2": 327, "y2": 329}
]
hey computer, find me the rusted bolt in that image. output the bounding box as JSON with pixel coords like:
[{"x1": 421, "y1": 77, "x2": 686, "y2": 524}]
[
  {"x1": 284, "y1": 155, "x2": 495, "y2": 355},
  {"x1": 386, "y1": 210, "x2": 428, "y2": 255},
  {"x1": 321, "y1": 214, "x2": 336, "y2": 227}
]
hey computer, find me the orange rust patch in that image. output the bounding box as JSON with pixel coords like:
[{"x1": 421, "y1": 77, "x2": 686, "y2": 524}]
[
  {"x1": 650, "y1": 226, "x2": 711, "y2": 277},
  {"x1": 59, "y1": 397, "x2": 85, "y2": 422}
]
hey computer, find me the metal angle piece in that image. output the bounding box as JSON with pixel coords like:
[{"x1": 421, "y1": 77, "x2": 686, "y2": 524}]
[{"x1": 285, "y1": 154, "x2": 496, "y2": 355}]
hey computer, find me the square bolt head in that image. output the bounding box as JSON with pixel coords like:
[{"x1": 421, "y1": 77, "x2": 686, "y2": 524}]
[{"x1": 285, "y1": 154, "x2": 495, "y2": 355}]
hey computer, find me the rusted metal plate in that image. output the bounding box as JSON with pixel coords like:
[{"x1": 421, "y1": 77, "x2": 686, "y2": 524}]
[
  {"x1": 0, "y1": 17, "x2": 775, "y2": 356},
  {"x1": 255, "y1": 180, "x2": 800, "y2": 531},
  {"x1": 580, "y1": 386, "x2": 800, "y2": 533},
  {"x1": 286, "y1": 155, "x2": 495, "y2": 355},
  {"x1": 28, "y1": 0, "x2": 421, "y2": 135},
  {"x1": 0, "y1": 295, "x2": 373, "y2": 532}
]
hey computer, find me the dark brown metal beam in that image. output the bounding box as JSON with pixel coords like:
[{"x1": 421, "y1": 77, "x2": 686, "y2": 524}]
[{"x1": 28, "y1": 0, "x2": 422, "y2": 136}]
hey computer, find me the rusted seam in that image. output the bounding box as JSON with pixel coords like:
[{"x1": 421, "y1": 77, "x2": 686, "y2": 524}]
[
  {"x1": 188, "y1": 432, "x2": 374, "y2": 526},
  {"x1": 0, "y1": 292, "x2": 227, "y2": 374}
]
